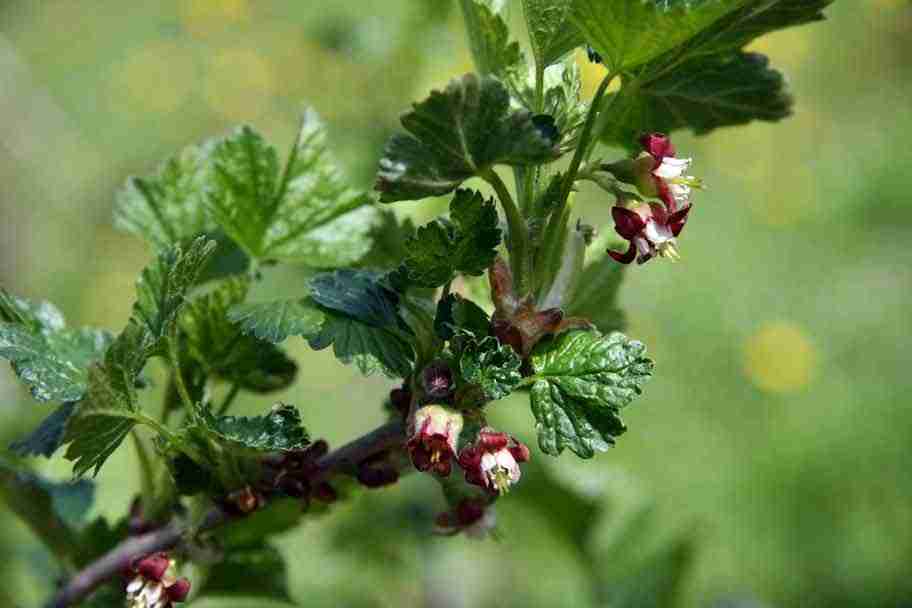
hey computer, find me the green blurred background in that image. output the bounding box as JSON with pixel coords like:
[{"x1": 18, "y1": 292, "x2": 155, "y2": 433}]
[{"x1": 1, "y1": 1, "x2": 910, "y2": 607}]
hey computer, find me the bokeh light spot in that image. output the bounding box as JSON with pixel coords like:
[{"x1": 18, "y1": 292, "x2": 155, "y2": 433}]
[
  {"x1": 744, "y1": 321, "x2": 817, "y2": 393},
  {"x1": 108, "y1": 42, "x2": 196, "y2": 116},
  {"x1": 202, "y1": 47, "x2": 277, "y2": 123}
]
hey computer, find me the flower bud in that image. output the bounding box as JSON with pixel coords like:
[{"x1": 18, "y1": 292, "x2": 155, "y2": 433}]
[
  {"x1": 421, "y1": 361, "x2": 454, "y2": 401},
  {"x1": 407, "y1": 404, "x2": 464, "y2": 477},
  {"x1": 435, "y1": 498, "x2": 497, "y2": 539},
  {"x1": 458, "y1": 427, "x2": 530, "y2": 494}
]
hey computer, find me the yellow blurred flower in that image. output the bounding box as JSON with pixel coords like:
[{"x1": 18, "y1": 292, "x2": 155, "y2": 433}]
[
  {"x1": 202, "y1": 47, "x2": 277, "y2": 123},
  {"x1": 108, "y1": 42, "x2": 197, "y2": 116},
  {"x1": 744, "y1": 321, "x2": 817, "y2": 393},
  {"x1": 179, "y1": 0, "x2": 251, "y2": 37}
]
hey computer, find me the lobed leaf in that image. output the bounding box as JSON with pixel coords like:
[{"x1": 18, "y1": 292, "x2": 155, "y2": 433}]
[
  {"x1": 458, "y1": 333, "x2": 523, "y2": 402},
  {"x1": 434, "y1": 293, "x2": 491, "y2": 341},
  {"x1": 199, "y1": 403, "x2": 309, "y2": 452},
  {"x1": 228, "y1": 298, "x2": 324, "y2": 344},
  {"x1": 459, "y1": 0, "x2": 525, "y2": 78},
  {"x1": 113, "y1": 142, "x2": 215, "y2": 250},
  {"x1": 308, "y1": 313, "x2": 415, "y2": 379},
  {"x1": 399, "y1": 190, "x2": 502, "y2": 288},
  {"x1": 529, "y1": 330, "x2": 653, "y2": 457},
  {"x1": 522, "y1": 0, "x2": 584, "y2": 68},
  {"x1": 376, "y1": 74, "x2": 561, "y2": 202},
  {"x1": 206, "y1": 110, "x2": 377, "y2": 266}
]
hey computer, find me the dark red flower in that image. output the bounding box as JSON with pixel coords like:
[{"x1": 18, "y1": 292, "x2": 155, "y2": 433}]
[
  {"x1": 458, "y1": 427, "x2": 530, "y2": 494},
  {"x1": 126, "y1": 552, "x2": 191, "y2": 607},
  {"x1": 608, "y1": 202, "x2": 691, "y2": 265},
  {"x1": 407, "y1": 404, "x2": 463, "y2": 477}
]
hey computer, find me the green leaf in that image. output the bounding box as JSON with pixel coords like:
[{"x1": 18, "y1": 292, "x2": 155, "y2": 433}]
[
  {"x1": 400, "y1": 190, "x2": 502, "y2": 288},
  {"x1": 228, "y1": 299, "x2": 324, "y2": 344},
  {"x1": 459, "y1": 0, "x2": 525, "y2": 77},
  {"x1": 0, "y1": 287, "x2": 113, "y2": 403},
  {"x1": 308, "y1": 313, "x2": 415, "y2": 378},
  {"x1": 0, "y1": 323, "x2": 113, "y2": 404},
  {"x1": 10, "y1": 402, "x2": 76, "y2": 457},
  {"x1": 206, "y1": 110, "x2": 377, "y2": 266},
  {"x1": 434, "y1": 293, "x2": 491, "y2": 341},
  {"x1": 522, "y1": 0, "x2": 584, "y2": 67},
  {"x1": 566, "y1": 230, "x2": 626, "y2": 333},
  {"x1": 132, "y1": 236, "x2": 217, "y2": 345},
  {"x1": 306, "y1": 270, "x2": 416, "y2": 378},
  {"x1": 113, "y1": 141, "x2": 214, "y2": 249},
  {"x1": 354, "y1": 210, "x2": 416, "y2": 271},
  {"x1": 309, "y1": 270, "x2": 404, "y2": 328},
  {"x1": 62, "y1": 363, "x2": 139, "y2": 477},
  {"x1": 569, "y1": 0, "x2": 742, "y2": 72},
  {"x1": 376, "y1": 74, "x2": 561, "y2": 202},
  {"x1": 181, "y1": 278, "x2": 298, "y2": 393},
  {"x1": 601, "y1": 53, "x2": 791, "y2": 149},
  {"x1": 0, "y1": 461, "x2": 94, "y2": 565},
  {"x1": 199, "y1": 403, "x2": 309, "y2": 452},
  {"x1": 458, "y1": 333, "x2": 522, "y2": 402},
  {"x1": 530, "y1": 330, "x2": 653, "y2": 457},
  {"x1": 198, "y1": 543, "x2": 293, "y2": 603}
]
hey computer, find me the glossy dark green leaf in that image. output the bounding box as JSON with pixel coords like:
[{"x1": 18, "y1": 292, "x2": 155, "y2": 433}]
[
  {"x1": 206, "y1": 110, "x2": 377, "y2": 266},
  {"x1": 458, "y1": 334, "x2": 522, "y2": 402},
  {"x1": 376, "y1": 74, "x2": 561, "y2": 202},
  {"x1": 181, "y1": 278, "x2": 298, "y2": 393},
  {"x1": 199, "y1": 403, "x2": 309, "y2": 452},
  {"x1": 530, "y1": 330, "x2": 653, "y2": 457},
  {"x1": 10, "y1": 402, "x2": 76, "y2": 457},
  {"x1": 197, "y1": 543, "x2": 292, "y2": 603},
  {"x1": 228, "y1": 299, "x2": 324, "y2": 344},
  {"x1": 434, "y1": 293, "x2": 491, "y2": 341},
  {"x1": 459, "y1": 0, "x2": 525, "y2": 77},
  {"x1": 400, "y1": 190, "x2": 502, "y2": 288},
  {"x1": 601, "y1": 53, "x2": 792, "y2": 149},
  {"x1": 308, "y1": 313, "x2": 415, "y2": 378},
  {"x1": 522, "y1": 0, "x2": 584, "y2": 67},
  {"x1": 113, "y1": 141, "x2": 215, "y2": 249},
  {"x1": 310, "y1": 269, "x2": 403, "y2": 328}
]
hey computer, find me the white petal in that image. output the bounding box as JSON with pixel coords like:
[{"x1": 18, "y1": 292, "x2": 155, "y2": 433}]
[
  {"x1": 644, "y1": 221, "x2": 673, "y2": 244},
  {"x1": 653, "y1": 157, "x2": 691, "y2": 179},
  {"x1": 480, "y1": 452, "x2": 498, "y2": 474},
  {"x1": 126, "y1": 578, "x2": 145, "y2": 594}
]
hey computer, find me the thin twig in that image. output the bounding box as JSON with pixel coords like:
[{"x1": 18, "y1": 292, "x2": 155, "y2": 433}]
[{"x1": 46, "y1": 421, "x2": 406, "y2": 608}]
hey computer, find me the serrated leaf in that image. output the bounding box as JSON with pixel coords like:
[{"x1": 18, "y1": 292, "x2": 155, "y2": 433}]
[
  {"x1": 0, "y1": 461, "x2": 94, "y2": 564},
  {"x1": 570, "y1": 0, "x2": 742, "y2": 73},
  {"x1": 458, "y1": 334, "x2": 522, "y2": 402},
  {"x1": 113, "y1": 141, "x2": 215, "y2": 249},
  {"x1": 601, "y1": 53, "x2": 791, "y2": 149},
  {"x1": 0, "y1": 322, "x2": 113, "y2": 403},
  {"x1": 63, "y1": 364, "x2": 139, "y2": 477},
  {"x1": 459, "y1": 0, "x2": 526, "y2": 77},
  {"x1": 530, "y1": 330, "x2": 653, "y2": 457},
  {"x1": 132, "y1": 236, "x2": 217, "y2": 345},
  {"x1": 309, "y1": 269, "x2": 404, "y2": 328},
  {"x1": 198, "y1": 543, "x2": 293, "y2": 603},
  {"x1": 376, "y1": 74, "x2": 561, "y2": 202},
  {"x1": 435, "y1": 293, "x2": 491, "y2": 341},
  {"x1": 0, "y1": 287, "x2": 66, "y2": 331},
  {"x1": 200, "y1": 403, "x2": 309, "y2": 452},
  {"x1": 228, "y1": 299, "x2": 324, "y2": 344},
  {"x1": 206, "y1": 110, "x2": 376, "y2": 266},
  {"x1": 522, "y1": 0, "x2": 585, "y2": 67},
  {"x1": 181, "y1": 278, "x2": 298, "y2": 393},
  {"x1": 10, "y1": 402, "x2": 76, "y2": 457},
  {"x1": 308, "y1": 313, "x2": 415, "y2": 378},
  {"x1": 400, "y1": 190, "x2": 502, "y2": 288}
]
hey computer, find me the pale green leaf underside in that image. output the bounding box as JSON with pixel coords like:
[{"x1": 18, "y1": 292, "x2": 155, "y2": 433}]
[
  {"x1": 460, "y1": 0, "x2": 525, "y2": 78},
  {"x1": 523, "y1": 0, "x2": 584, "y2": 67}
]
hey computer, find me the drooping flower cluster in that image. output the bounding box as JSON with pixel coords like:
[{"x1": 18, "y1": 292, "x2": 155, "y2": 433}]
[
  {"x1": 125, "y1": 553, "x2": 190, "y2": 608},
  {"x1": 407, "y1": 404, "x2": 464, "y2": 477},
  {"x1": 606, "y1": 133, "x2": 702, "y2": 264}
]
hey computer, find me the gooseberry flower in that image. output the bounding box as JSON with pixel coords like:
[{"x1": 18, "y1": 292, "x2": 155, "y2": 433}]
[
  {"x1": 638, "y1": 133, "x2": 701, "y2": 211},
  {"x1": 458, "y1": 427, "x2": 530, "y2": 494},
  {"x1": 126, "y1": 553, "x2": 190, "y2": 608},
  {"x1": 607, "y1": 202, "x2": 691, "y2": 265},
  {"x1": 407, "y1": 404, "x2": 464, "y2": 476}
]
